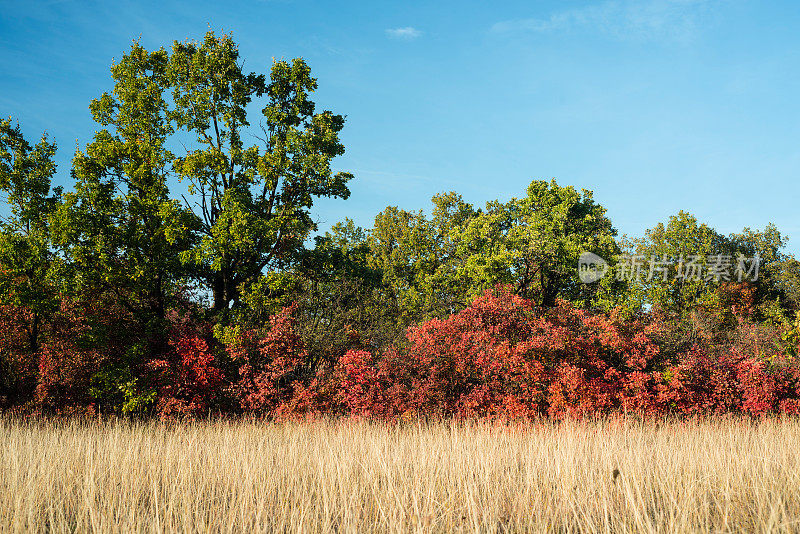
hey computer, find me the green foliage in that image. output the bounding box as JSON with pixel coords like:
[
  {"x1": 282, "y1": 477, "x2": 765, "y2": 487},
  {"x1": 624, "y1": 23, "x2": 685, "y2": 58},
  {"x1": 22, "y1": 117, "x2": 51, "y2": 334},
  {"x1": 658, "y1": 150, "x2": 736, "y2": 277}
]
[
  {"x1": 365, "y1": 179, "x2": 620, "y2": 326},
  {"x1": 1, "y1": 32, "x2": 356, "y2": 412},
  {"x1": 368, "y1": 203, "x2": 444, "y2": 326},
  {"x1": 0, "y1": 118, "x2": 62, "y2": 352},
  {"x1": 168, "y1": 32, "x2": 353, "y2": 312},
  {"x1": 455, "y1": 179, "x2": 619, "y2": 307},
  {"x1": 294, "y1": 221, "x2": 393, "y2": 363},
  {"x1": 89, "y1": 361, "x2": 157, "y2": 415},
  {"x1": 231, "y1": 218, "x2": 393, "y2": 366},
  {"x1": 630, "y1": 211, "x2": 732, "y2": 314},
  {"x1": 633, "y1": 212, "x2": 796, "y2": 319},
  {"x1": 781, "y1": 312, "x2": 800, "y2": 358},
  {"x1": 730, "y1": 224, "x2": 797, "y2": 315},
  {"x1": 44, "y1": 40, "x2": 196, "y2": 410},
  {"x1": 51, "y1": 41, "x2": 195, "y2": 331},
  {"x1": 776, "y1": 257, "x2": 800, "y2": 312}
]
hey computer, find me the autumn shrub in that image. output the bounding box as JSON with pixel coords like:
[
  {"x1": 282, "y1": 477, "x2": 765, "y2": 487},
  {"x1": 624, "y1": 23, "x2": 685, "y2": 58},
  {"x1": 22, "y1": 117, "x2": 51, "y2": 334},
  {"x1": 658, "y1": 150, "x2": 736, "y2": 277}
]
[
  {"x1": 336, "y1": 287, "x2": 654, "y2": 419},
  {"x1": 34, "y1": 297, "x2": 104, "y2": 414},
  {"x1": 335, "y1": 286, "x2": 800, "y2": 420},
  {"x1": 146, "y1": 308, "x2": 224, "y2": 419},
  {"x1": 0, "y1": 304, "x2": 36, "y2": 409},
  {"x1": 229, "y1": 304, "x2": 331, "y2": 419},
  {"x1": 5, "y1": 285, "x2": 800, "y2": 420}
]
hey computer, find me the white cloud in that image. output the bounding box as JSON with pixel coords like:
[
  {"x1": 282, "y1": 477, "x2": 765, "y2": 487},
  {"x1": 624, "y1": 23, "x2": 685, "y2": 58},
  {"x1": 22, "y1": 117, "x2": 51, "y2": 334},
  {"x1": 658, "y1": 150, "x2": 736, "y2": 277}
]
[
  {"x1": 385, "y1": 27, "x2": 422, "y2": 40},
  {"x1": 490, "y1": 0, "x2": 716, "y2": 44}
]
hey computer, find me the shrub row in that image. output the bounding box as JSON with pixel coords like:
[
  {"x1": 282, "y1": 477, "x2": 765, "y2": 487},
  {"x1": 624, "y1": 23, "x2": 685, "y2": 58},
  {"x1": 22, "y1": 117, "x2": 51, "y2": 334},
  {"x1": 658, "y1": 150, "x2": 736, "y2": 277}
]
[{"x1": 2, "y1": 286, "x2": 799, "y2": 420}]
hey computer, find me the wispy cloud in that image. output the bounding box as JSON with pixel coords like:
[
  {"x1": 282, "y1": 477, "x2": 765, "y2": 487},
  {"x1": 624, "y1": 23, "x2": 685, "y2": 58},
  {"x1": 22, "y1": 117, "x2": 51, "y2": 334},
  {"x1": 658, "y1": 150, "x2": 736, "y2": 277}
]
[
  {"x1": 490, "y1": 0, "x2": 715, "y2": 44},
  {"x1": 385, "y1": 27, "x2": 422, "y2": 40}
]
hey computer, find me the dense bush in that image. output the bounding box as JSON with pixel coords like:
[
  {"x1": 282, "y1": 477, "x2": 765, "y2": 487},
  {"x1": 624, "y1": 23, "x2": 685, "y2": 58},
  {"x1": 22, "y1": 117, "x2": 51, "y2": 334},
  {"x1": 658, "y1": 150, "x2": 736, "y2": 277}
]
[
  {"x1": 335, "y1": 287, "x2": 800, "y2": 420},
  {"x1": 0, "y1": 303, "x2": 36, "y2": 408},
  {"x1": 4, "y1": 283, "x2": 800, "y2": 420},
  {"x1": 147, "y1": 310, "x2": 224, "y2": 418}
]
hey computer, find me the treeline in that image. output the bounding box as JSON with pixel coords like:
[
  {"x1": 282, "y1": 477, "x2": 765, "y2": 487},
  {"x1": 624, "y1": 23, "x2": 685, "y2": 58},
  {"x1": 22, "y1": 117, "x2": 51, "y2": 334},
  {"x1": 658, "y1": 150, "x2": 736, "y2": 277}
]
[{"x1": 2, "y1": 32, "x2": 800, "y2": 419}]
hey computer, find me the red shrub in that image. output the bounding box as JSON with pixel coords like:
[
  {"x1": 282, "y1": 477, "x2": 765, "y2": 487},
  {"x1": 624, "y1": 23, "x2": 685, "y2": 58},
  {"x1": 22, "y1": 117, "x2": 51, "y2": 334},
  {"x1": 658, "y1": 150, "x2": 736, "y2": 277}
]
[
  {"x1": 231, "y1": 304, "x2": 309, "y2": 417},
  {"x1": 334, "y1": 287, "x2": 800, "y2": 420},
  {"x1": 335, "y1": 348, "x2": 408, "y2": 420},
  {"x1": 659, "y1": 347, "x2": 740, "y2": 414},
  {"x1": 8, "y1": 282, "x2": 800, "y2": 420},
  {"x1": 733, "y1": 354, "x2": 798, "y2": 416},
  {"x1": 0, "y1": 304, "x2": 36, "y2": 408},
  {"x1": 35, "y1": 298, "x2": 103, "y2": 413},
  {"x1": 617, "y1": 370, "x2": 665, "y2": 415},
  {"x1": 146, "y1": 306, "x2": 225, "y2": 418},
  {"x1": 336, "y1": 287, "x2": 665, "y2": 420},
  {"x1": 149, "y1": 333, "x2": 224, "y2": 419}
]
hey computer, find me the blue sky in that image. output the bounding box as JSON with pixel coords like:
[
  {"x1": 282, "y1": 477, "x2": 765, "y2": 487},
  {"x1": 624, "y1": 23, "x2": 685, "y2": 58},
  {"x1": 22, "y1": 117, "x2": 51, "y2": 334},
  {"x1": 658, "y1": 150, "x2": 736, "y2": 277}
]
[{"x1": 2, "y1": 0, "x2": 799, "y2": 254}]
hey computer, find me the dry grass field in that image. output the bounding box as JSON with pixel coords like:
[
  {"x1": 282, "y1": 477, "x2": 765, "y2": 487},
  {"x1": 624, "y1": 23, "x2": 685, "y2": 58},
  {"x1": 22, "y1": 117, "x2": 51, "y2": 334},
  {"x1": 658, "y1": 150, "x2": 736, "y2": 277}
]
[{"x1": 2, "y1": 417, "x2": 800, "y2": 533}]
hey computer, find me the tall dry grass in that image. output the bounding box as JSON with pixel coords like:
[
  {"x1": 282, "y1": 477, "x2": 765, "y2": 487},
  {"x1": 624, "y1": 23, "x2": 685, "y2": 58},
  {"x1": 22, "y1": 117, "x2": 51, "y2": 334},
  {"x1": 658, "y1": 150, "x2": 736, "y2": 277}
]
[{"x1": 1, "y1": 416, "x2": 800, "y2": 533}]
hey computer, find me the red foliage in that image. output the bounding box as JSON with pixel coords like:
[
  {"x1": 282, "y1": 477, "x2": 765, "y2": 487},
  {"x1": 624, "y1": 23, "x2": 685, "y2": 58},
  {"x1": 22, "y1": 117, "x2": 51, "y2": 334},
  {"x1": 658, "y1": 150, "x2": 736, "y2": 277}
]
[
  {"x1": 34, "y1": 298, "x2": 102, "y2": 413},
  {"x1": 659, "y1": 347, "x2": 740, "y2": 414},
  {"x1": 147, "y1": 308, "x2": 225, "y2": 419},
  {"x1": 335, "y1": 348, "x2": 410, "y2": 419},
  {"x1": 149, "y1": 338, "x2": 223, "y2": 419},
  {"x1": 333, "y1": 287, "x2": 800, "y2": 420},
  {"x1": 6, "y1": 283, "x2": 800, "y2": 420},
  {"x1": 335, "y1": 287, "x2": 663, "y2": 420},
  {"x1": 231, "y1": 304, "x2": 314, "y2": 418},
  {"x1": 0, "y1": 304, "x2": 37, "y2": 409}
]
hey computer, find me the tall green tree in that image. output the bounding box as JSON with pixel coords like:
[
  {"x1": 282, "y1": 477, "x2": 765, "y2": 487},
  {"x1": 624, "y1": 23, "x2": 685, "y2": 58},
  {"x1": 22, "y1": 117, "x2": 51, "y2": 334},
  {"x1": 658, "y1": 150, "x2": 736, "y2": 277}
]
[
  {"x1": 294, "y1": 220, "x2": 390, "y2": 363},
  {"x1": 632, "y1": 213, "x2": 796, "y2": 318},
  {"x1": 729, "y1": 224, "x2": 796, "y2": 316},
  {"x1": 362, "y1": 180, "x2": 618, "y2": 336},
  {"x1": 630, "y1": 211, "x2": 732, "y2": 314},
  {"x1": 456, "y1": 179, "x2": 619, "y2": 307},
  {"x1": 168, "y1": 32, "x2": 353, "y2": 313},
  {"x1": 0, "y1": 118, "x2": 61, "y2": 352},
  {"x1": 0, "y1": 119, "x2": 61, "y2": 406},
  {"x1": 367, "y1": 192, "x2": 478, "y2": 326},
  {"x1": 52, "y1": 42, "x2": 194, "y2": 345}
]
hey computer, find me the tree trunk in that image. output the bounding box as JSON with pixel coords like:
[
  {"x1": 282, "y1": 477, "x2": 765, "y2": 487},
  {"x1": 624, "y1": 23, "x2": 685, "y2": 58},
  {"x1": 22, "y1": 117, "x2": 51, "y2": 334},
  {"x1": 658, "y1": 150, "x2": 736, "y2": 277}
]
[{"x1": 212, "y1": 267, "x2": 238, "y2": 312}]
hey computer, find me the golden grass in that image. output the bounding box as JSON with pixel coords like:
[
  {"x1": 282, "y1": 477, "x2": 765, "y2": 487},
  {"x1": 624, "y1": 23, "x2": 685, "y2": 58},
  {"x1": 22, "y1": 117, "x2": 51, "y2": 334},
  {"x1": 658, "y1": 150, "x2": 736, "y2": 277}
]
[{"x1": 2, "y1": 417, "x2": 800, "y2": 533}]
